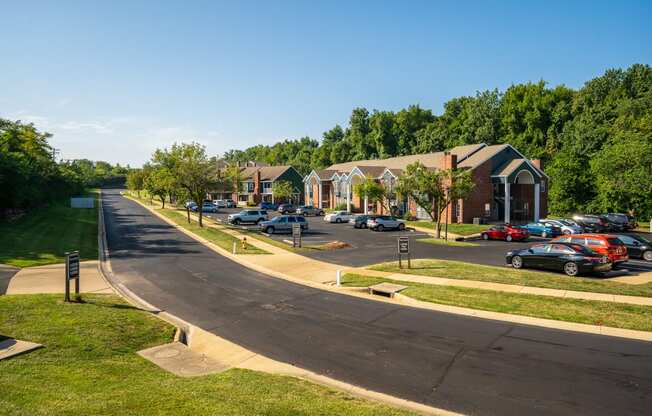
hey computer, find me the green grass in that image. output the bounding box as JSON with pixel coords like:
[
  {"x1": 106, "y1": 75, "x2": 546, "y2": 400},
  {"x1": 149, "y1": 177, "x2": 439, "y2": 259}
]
[
  {"x1": 0, "y1": 191, "x2": 98, "y2": 267},
  {"x1": 156, "y1": 208, "x2": 269, "y2": 255},
  {"x1": 0, "y1": 294, "x2": 411, "y2": 416},
  {"x1": 370, "y1": 259, "x2": 652, "y2": 297},
  {"x1": 417, "y1": 238, "x2": 479, "y2": 247},
  {"x1": 343, "y1": 274, "x2": 652, "y2": 332},
  {"x1": 406, "y1": 221, "x2": 488, "y2": 236}
]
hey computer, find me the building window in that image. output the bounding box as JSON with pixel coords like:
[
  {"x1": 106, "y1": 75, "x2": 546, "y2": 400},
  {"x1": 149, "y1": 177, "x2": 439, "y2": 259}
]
[
  {"x1": 246, "y1": 182, "x2": 254, "y2": 193},
  {"x1": 540, "y1": 180, "x2": 546, "y2": 192},
  {"x1": 262, "y1": 182, "x2": 272, "y2": 193}
]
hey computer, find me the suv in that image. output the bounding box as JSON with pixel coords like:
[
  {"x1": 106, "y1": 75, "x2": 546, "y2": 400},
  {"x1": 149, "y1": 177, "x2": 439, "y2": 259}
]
[
  {"x1": 259, "y1": 215, "x2": 308, "y2": 234},
  {"x1": 522, "y1": 222, "x2": 562, "y2": 238},
  {"x1": 552, "y1": 234, "x2": 628, "y2": 267},
  {"x1": 367, "y1": 216, "x2": 406, "y2": 231},
  {"x1": 278, "y1": 204, "x2": 297, "y2": 214},
  {"x1": 213, "y1": 200, "x2": 227, "y2": 208},
  {"x1": 605, "y1": 213, "x2": 634, "y2": 231},
  {"x1": 227, "y1": 210, "x2": 268, "y2": 225},
  {"x1": 296, "y1": 205, "x2": 324, "y2": 216},
  {"x1": 194, "y1": 202, "x2": 218, "y2": 213},
  {"x1": 260, "y1": 202, "x2": 279, "y2": 210},
  {"x1": 572, "y1": 214, "x2": 609, "y2": 233}
]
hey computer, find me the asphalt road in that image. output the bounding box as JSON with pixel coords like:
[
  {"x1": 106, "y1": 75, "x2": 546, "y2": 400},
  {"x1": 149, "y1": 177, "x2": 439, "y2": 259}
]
[
  {"x1": 103, "y1": 189, "x2": 652, "y2": 416},
  {"x1": 0, "y1": 264, "x2": 19, "y2": 295}
]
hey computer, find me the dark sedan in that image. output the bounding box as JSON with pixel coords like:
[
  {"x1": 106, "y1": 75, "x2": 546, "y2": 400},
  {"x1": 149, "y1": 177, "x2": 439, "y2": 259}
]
[
  {"x1": 506, "y1": 242, "x2": 612, "y2": 276},
  {"x1": 613, "y1": 234, "x2": 652, "y2": 262}
]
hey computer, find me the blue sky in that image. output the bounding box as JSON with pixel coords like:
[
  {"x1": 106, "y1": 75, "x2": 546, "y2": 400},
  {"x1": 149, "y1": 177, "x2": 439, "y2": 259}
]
[{"x1": 1, "y1": 0, "x2": 650, "y2": 166}]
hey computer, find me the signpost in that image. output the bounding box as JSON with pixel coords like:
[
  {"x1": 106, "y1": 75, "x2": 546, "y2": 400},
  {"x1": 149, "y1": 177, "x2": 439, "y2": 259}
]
[
  {"x1": 292, "y1": 223, "x2": 302, "y2": 248},
  {"x1": 65, "y1": 251, "x2": 80, "y2": 302},
  {"x1": 397, "y1": 237, "x2": 410, "y2": 269}
]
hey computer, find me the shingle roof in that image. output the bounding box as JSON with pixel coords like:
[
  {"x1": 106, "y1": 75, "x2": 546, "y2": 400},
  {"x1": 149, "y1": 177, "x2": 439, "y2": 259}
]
[
  {"x1": 355, "y1": 166, "x2": 387, "y2": 178},
  {"x1": 457, "y1": 144, "x2": 509, "y2": 169},
  {"x1": 494, "y1": 158, "x2": 527, "y2": 177},
  {"x1": 240, "y1": 166, "x2": 292, "y2": 181}
]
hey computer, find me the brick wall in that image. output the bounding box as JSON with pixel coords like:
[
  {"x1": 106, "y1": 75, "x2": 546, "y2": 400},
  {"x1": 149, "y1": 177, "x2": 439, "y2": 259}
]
[{"x1": 460, "y1": 162, "x2": 494, "y2": 223}]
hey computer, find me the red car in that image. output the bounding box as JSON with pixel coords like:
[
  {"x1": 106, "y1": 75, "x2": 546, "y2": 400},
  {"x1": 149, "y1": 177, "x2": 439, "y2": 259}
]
[
  {"x1": 481, "y1": 224, "x2": 530, "y2": 242},
  {"x1": 551, "y1": 234, "x2": 629, "y2": 266}
]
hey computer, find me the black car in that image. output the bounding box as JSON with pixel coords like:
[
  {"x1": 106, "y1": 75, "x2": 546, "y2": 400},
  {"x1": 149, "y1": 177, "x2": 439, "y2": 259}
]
[
  {"x1": 277, "y1": 204, "x2": 297, "y2": 214},
  {"x1": 606, "y1": 213, "x2": 636, "y2": 231},
  {"x1": 613, "y1": 234, "x2": 652, "y2": 262},
  {"x1": 506, "y1": 242, "x2": 612, "y2": 276},
  {"x1": 349, "y1": 214, "x2": 378, "y2": 229},
  {"x1": 571, "y1": 214, "x2": 609, "y2": 233}
]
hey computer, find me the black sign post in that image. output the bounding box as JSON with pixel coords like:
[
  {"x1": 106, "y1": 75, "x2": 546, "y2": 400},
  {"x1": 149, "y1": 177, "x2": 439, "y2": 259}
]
[
  {"x1": 292, "y1": 223, "x2": 302, "y2": 248},
  {"x1": 397, "y1": 237, "x2": 410, "y2": 269},
  {"x1": 65, "y1": 251, "x2": 80, "y2": 302}
]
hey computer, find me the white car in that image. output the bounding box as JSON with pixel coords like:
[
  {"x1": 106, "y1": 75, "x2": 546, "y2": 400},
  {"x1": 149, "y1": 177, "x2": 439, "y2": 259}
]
[
  {"x1": 540, "y1": 218, "x2": 583, "y2": 235},
  {"x1": 213, "y1": 199, "x2": 227, "y2": 208},
  {"x1": 324, "y1": 211, "x2": 354, "y2": 223}
]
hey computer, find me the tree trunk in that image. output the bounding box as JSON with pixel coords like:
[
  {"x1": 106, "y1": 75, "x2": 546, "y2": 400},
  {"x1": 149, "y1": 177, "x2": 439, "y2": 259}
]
[
  {"x1": 186, "y1": 207, "x2": 191, "y2": 223},
  {"x1": 434, "y1": 200, "x2": 441, "y2": 239},
  {"x1": 198, "y1": 209, "x2": 203, "y2": 227},
  {"x1": 160, "y1": 196, "x2": 165, "y2": 209}
]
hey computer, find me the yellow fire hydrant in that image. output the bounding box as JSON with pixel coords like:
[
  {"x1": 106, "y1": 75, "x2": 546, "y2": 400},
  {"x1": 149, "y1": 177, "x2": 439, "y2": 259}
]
[{"x1": 241, "y1": 237, "x2": 247, "y2": 250}]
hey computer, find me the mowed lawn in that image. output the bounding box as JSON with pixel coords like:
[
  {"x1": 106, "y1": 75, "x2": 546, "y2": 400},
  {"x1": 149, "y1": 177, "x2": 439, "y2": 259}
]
[
  {"x1": 343, "y1": 273, "x2": 652, "y2": 332},
  {"x1": 371, "y1": 259, "x2": 652, "y2": 298},
  {"x1": 0, "y1": 191, "x2": 98, "y2": 267},
  {"x1": 406, "y1": 221, "x2": 488, "y2": 236},
  {"x1": 0, "y1": 294, "x2": 411, "y2": 416}
]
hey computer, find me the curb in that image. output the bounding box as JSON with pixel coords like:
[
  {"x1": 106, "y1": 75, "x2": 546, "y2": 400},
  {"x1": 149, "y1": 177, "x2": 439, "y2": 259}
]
[
  {"x1": 104, "y1": 191, "x2": 456, "y2": 415},
  {"x1": 124, "y1": 192, "x2": 652, "y2": 343}
]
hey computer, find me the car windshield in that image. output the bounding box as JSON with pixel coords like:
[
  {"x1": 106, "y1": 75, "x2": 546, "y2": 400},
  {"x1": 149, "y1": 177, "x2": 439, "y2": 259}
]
[
  {"x1": 607, "y1": 238, "x2": 624, "y2": 246},
  {"x1": 630, "y1": 234, "x2": 650, "y2": 244}
]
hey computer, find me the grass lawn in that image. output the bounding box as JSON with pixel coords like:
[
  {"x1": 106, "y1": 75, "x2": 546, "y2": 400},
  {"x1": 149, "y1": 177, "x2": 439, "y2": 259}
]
[
  {"x1": 343, "y1": 273, "x2": 652, "y2": 332},
  {"x1": 406, "y1": 221, "x2": 488, "y2": 236},
  {"x1": 156, "y1": 208, "x2": 269, "y2": 255},
  {"x1": 0, "y1": 294, "x2": 411, "y2": 416},
  {"x1": 370, "y1": 259, "x2": 652, "y2": 298},
  {"x1": 0, "y1": 190, "x2": 98, "y2": 268},
  {"x1": 417, "y1": 238, "x2": 479, "y2": 247}
]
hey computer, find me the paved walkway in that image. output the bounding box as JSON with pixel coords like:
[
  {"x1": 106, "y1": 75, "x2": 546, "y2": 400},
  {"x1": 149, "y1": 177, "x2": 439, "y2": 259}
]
[
  {"x1": 5, "y1": 260, "x2": 114, "y2": 295},
  {"x1": 126, "y1": 195, "x2": 652, "y2": 307}
]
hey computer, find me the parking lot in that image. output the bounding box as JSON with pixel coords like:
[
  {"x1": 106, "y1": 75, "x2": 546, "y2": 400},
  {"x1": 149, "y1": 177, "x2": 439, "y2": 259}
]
[{"x1": 204, "y1": 208, "x2": 652, "y2": 274}]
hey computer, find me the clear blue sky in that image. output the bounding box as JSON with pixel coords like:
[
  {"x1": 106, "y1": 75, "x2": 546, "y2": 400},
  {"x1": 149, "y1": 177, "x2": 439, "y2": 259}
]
[{"x1": 1, "y1": 0, "x2": 650, "y2": 166}]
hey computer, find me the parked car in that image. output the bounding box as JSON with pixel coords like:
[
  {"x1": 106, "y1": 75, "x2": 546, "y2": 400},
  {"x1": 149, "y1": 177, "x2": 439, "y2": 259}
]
[
  {"x1": 213, "y1": 199, "x2": 227, "y2": 208},
  {"x1": 185, "y1": 201, "x2": 197, "y2": 210},
  {"x1": 605, "y1": 213, "x2": 635, "y2": 231},
  {"x1": 481, "y1": 224, "x2": 530, "y2": 242},
  {"x1": 571, "y1": 214, "x2": 609, "y2": 233},
  {"x1": 540, "y1": 218, "x2": 584, "y2": 235},
  {"x1": 296, "y1": 205, "x2": 324, "y2": 216},
  {"x1": 194, "y1": 202, "x2": 218, "y2": 213},
  {"x1": 613, "y1": 234, "x2": 652, "y2": 262},
  {"x1": 259, "y1": 215, "x2": 308, "y2": 234},
  {"x1": 349, "y1": 214, "x2": 378, "y2": 229},
  {"x1": 227, "y1": 209, "x2": 268, "y2": 225},
  {"x1": 522, "y1": 222, "x2": 562, "y2": 238},
  {"x1": 324, "y1": 210, "x2": 354, "y2": 223},
  {"x1": 224, "y1": 199, "x2": 236, "y2": 208},
  {"x1": 551, "y1": 234, "x2": 628, "y2": 267},
  {"x1": 260, "y1": 202, "x2": 279, "y2": 210},
  {"x1": 277, "y1": 204, "x2": 297, "y2": 214},
  {"x1": 506, "y1": 242, "x2": 612, "y2": 276},
  {"x1": 367, "y1": 215, "x2": 406, "y2": 231}
]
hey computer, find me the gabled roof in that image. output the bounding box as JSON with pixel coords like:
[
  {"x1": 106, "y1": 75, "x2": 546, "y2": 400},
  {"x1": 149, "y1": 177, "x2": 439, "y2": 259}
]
[
  {"x1": 457, "y1": 144, "x2": 510, "y2": 169},
  {"x1": 239, "y1": 166, "x2": 294, "y2": 181},
  {"x1": 494, "y1": 158, "x2": 528, "y2": 177}
]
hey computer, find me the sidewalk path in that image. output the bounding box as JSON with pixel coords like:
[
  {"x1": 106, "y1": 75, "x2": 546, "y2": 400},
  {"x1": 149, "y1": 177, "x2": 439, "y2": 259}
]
[{"x1": 5, "y1": 261, "x2": 114, "y2": 295}]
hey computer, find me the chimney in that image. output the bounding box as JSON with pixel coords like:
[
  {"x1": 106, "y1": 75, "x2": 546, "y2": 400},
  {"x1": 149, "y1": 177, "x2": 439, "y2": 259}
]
[
  {"x1": 531, "y1": 159, "x2": 542, "y2": 170},
  {"x1": 254, "y1": 169, "x2": 261, "y2": 195},
  {"x1": 444, "y1": 151, "x2": 457, "y2": 170}
]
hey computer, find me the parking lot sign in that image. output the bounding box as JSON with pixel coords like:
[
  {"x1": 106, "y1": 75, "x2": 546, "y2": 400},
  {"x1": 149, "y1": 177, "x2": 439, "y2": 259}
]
[
  {"x1": 292, "y1": 223, "x2": 302, "y2": 248},
  {"x1": 397, "y1": 237, "x2": 410, "y2": 268}
]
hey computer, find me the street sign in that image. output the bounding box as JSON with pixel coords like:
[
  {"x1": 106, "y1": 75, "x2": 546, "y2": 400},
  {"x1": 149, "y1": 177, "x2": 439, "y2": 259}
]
[
  {"x1": 292, "y1": 223, "x2": 302, "y2": 248},
  {"x1": 397, "y1": 237, "x2": 410, "y2": 269},
  {"x1": 398, "y1": 237, "x2": 409, "y2": 254},
  {"x1": 65, "y1": 251, "x2": 80, "y2": 302}
]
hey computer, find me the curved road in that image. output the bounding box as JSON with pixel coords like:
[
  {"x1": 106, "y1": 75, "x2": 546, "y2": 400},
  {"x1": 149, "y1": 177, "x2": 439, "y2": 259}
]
[{"x1": 103, "y1": 189, "x2": 652, "y2": 416}]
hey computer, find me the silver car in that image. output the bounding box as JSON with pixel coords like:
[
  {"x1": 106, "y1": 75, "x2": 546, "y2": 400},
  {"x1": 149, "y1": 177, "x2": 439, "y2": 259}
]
[
  {"x1": 296, "y1": 205, "x2": 324, "y2": 216},
  {"x1": 259, "y1": 215, "x2": 309, "y2": 234},
  {"x1": 228, "y1": 210, "x2": 268, "y2": 225},
  {"x1": 367, "y1": 215, "x2": 406, "y2": 231},
  {"x1": 540, "y1": 218, "x2": 583, "y2": 235}
]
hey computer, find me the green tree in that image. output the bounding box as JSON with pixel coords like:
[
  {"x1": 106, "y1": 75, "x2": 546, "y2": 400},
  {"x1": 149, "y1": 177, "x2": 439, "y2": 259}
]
[
  {"x1": 271, "y1": 180, "x2": 295, "y2": 203},
  {"x1": 353, "y1": 178, "x2": 390, "y2": 213},
  {"x1": 144, "y1": 167, "x2": 175, "y2": 208},
  {"x1": 126, "y1": 169, "x2": 146, "y2": 197}
]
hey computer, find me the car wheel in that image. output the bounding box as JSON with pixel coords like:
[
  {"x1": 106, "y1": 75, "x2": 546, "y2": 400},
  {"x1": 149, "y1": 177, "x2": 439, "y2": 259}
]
[
  {"x1": 541, "y1": 231, "x2": 548, "y2": 238},
  {"x1": 319, "y1": 211, "x2": 324, "y2": 216},
  {"x1": 564, "y1": 262, "x2": 579, "y2": 276},
  {"x1": 398, "y1": 223, "x2": 405, "y2": 231},
  {"x1": 233, "y1": 219, "x2": 241, "y2": 225},
  {"x1": 506, "y1": 235, "x2": 513, "y2": 242},
  {"x1": 336, "y1": 218, "x2": 342, "y2": 223},
  {"x1": 265, "y1": 226, "x2": 274, "y2": 234},
  {"x1": 377, "y1": 224, "x2": 384, "y2": 232},
  {"x1": 256, "y1": 218, "x2": 263, "y2": 224},
  {"x1": 361, "y1": 223, "x2": 367, "y2": 229},
  {"x1": 511, "y1": 255, "x2": 523, "y2": 269},
  {"x1": 482, "y1": 233, "x2": 489, "y2": 240},
  {"x1": 643, "y1": 250, "x2": 652, "y2": 262}
]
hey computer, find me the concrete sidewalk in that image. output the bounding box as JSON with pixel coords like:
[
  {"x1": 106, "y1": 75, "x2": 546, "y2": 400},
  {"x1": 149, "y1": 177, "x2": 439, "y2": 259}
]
[
  {"x1": 125, "y1": 194, "x2": 652, "y2": 307},
  {"x1": 5, "y1": 261, "x2": 114, "y2": 295}
]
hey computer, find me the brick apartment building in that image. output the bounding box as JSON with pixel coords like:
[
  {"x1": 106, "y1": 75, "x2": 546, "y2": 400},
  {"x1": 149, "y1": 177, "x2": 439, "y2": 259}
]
[{"x1": 303, "y1": 143, "x2": 548, "y2": 224}]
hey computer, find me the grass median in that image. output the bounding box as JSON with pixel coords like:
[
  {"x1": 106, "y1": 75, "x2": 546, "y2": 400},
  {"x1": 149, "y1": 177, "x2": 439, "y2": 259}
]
[
  {"x1": 0, "y1": 190, "x2": 98, "y2": 267},
  {"x1": 343, "y1": 273, "x2": 652, "y2": 332},
  {"x1": 417, "y1": 238, "x2": 479, "y2": 247},
  {"x1": 406, "y1": 221, "x2": 488, "y2": 236},
  {"x1": 370, "y1": 259, "x2": 652, "y2": 298},
  {"x1": 0, "y1": 294, "x2": 411, "y2": 415}
]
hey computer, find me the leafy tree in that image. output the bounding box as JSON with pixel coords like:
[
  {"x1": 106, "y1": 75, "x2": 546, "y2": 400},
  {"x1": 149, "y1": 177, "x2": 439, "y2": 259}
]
[
  {"x1": 271, "y1": 180, "x2": 295, "y2": 203},
  {"x1": 144, "y1": 167, "x2": 175, "y2": 208},
  {"x1": 353, "y1": 178, "x2": 390, "y2": 213},
  {"x1": 126, "y1": 169, "x2": 146, "y2": 197}
]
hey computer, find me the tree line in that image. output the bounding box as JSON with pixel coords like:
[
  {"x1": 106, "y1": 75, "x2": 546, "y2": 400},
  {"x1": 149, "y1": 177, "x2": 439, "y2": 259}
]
[
  {"x1": 224, "y1": 64, "x2": 652, "y2": 219},
  {"x1": 0, "y1": 118, "x2": 129, "y2": 218}
]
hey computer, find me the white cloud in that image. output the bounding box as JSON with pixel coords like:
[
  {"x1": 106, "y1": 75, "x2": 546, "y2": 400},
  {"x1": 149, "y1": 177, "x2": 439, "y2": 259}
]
[{"x1": 57, "y1": 121, "x2": 114, "y2": 134}]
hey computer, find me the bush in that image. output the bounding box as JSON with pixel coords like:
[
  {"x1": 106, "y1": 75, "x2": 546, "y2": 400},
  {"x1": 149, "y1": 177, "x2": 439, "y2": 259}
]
[{"x1": 334, "y1": 202, "x2": 348, "y2": 211}]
